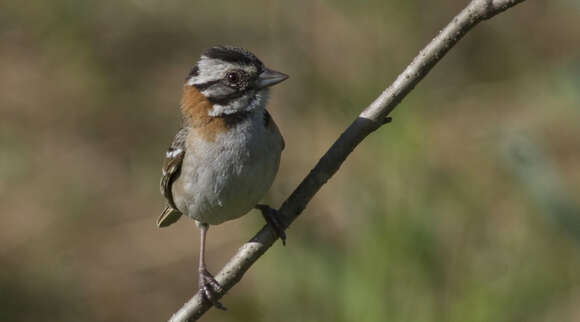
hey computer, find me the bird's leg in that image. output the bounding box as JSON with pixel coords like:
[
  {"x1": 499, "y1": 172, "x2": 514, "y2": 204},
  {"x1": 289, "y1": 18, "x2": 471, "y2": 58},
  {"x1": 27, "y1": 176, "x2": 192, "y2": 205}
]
[
  {"x1": 197, "y1": 223, "x2": 227, "y2": 310},
  {"x1": 255, "y1": 204, "x2": 287, "y2": 245}
]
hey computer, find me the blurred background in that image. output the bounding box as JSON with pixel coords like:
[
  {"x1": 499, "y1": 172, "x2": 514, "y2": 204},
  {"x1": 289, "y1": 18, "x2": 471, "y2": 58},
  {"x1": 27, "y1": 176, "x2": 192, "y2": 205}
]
[{"x1": 1, "y1": 0, "x2": 579, "y2": 321}]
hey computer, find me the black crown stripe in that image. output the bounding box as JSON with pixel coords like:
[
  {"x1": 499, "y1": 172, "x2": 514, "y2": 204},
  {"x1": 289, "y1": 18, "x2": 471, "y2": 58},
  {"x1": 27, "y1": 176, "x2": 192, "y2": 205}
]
[{"x1": 203, "y1": 46, "x2": 262, "y2": 68}]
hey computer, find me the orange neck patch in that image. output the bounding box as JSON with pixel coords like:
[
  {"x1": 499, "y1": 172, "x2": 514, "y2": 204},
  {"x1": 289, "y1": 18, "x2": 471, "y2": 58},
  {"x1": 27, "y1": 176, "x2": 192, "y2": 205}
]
[{"x1": 180, "y1": 85, "x2": 228, "y2": 142}]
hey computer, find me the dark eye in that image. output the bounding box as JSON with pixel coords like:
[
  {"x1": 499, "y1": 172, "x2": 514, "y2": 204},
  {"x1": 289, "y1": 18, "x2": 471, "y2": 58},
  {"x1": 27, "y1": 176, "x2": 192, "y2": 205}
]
[{"x1": 226, "y1": 71, "x2": 240, "y2": 84}]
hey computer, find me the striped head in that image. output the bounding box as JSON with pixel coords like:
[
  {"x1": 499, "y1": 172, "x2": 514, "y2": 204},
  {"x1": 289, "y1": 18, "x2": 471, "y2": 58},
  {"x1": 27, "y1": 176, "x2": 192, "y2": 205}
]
[{"x1": 185, "y1": 46, "x2": 288, "y2": 118}]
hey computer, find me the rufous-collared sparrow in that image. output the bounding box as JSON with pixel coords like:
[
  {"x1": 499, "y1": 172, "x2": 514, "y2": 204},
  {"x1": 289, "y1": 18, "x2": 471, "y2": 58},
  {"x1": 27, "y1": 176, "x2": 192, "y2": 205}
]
[{"x1": 158, "y1": 46, "x2": 288, "y2": 309}]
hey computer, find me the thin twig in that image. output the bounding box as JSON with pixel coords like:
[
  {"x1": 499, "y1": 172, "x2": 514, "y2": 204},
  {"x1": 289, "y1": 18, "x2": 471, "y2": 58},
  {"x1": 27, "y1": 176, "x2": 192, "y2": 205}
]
[{"x1": 168, "y1": 0, "x2": 527, "y2": 320}]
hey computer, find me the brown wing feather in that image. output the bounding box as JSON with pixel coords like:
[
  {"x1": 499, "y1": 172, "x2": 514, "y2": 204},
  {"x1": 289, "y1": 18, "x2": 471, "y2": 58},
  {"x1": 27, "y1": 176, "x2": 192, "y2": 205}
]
[
  {"x1": 158, "y1": 127, "x2": 188, "y2": 227},
  {"x1": 161, "y1": 151, "x2": 184, "y2": 209}
]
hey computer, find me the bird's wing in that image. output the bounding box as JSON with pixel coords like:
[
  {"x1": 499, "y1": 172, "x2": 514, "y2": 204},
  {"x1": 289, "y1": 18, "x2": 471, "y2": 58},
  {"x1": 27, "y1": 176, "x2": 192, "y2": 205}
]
[
  {"x1": 264, "y1": 110, "x2": 285, "y2": 151},
  {"x1": 157, "y1": 127, "x2": 187, "y2": 227}
]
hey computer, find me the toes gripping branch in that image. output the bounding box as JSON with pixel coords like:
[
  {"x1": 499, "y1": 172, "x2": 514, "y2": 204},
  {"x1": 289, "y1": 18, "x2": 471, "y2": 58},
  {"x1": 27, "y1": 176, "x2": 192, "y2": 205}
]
[
  {"x1": 199, "y1": 268, "x2": 226, "y2": 310},
  {"x1": 255, "y1": 204, "x2": 287, "y2": 245}
]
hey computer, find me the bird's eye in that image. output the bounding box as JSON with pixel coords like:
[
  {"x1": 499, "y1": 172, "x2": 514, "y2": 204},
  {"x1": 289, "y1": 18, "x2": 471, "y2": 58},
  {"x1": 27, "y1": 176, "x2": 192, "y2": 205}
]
[{"x1": 226, "y1": 72, "x2": 240, "y2": 84}]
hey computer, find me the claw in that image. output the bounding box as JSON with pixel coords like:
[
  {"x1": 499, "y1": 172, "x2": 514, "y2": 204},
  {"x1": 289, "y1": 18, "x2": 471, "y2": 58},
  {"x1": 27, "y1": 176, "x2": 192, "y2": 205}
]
[
  {"x1": 199, "y1": 268, "x2": 227, "y2": 310},
  {"x1": 255, "y1": 204, "x2": 287, "y2": 245}
]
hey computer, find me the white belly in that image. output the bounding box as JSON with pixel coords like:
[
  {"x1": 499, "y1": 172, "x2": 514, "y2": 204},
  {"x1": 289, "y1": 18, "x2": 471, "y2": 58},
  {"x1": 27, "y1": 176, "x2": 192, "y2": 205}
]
[{"x1": 173, "y1": 109, "x2": 282, "y2": 225}]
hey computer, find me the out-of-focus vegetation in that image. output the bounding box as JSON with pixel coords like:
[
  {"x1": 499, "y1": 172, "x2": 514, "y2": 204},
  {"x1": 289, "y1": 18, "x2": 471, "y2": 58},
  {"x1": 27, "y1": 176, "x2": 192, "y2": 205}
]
[{"x1": 1, "y1": 1, "x2": 579, "y2": 321}]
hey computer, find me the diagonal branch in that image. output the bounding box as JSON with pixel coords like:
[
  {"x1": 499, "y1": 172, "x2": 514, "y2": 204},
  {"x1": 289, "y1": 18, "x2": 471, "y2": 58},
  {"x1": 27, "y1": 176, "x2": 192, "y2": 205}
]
[{"x1": 168, "y1": 0, "x2": 527, "y2": 320}]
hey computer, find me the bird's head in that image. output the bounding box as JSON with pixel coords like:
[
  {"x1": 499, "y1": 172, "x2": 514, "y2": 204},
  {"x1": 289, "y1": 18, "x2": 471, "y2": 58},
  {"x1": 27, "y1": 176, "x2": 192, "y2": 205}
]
[{"x1": 185, "y1": 46, "x2": 288, "y2": 117}]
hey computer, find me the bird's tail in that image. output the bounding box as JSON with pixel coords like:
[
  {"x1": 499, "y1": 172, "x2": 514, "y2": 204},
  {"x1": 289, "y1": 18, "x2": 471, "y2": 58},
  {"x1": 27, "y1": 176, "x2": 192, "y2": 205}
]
[{"x1": 157, "y1": 205, "x2": 182, "y2": 227}]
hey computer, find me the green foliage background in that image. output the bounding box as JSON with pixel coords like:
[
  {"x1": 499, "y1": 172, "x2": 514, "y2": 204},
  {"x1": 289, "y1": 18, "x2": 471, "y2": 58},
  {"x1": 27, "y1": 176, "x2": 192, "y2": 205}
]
[{"x1": 1, "y1": 1, "x2": 579, "y2": 321}]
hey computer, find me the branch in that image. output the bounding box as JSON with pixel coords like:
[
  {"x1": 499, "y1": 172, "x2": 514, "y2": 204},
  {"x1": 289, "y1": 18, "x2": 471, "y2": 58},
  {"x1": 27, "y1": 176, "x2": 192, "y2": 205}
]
[{"x1": 168, "y1": 0, "x2": 527, "y2": 320}]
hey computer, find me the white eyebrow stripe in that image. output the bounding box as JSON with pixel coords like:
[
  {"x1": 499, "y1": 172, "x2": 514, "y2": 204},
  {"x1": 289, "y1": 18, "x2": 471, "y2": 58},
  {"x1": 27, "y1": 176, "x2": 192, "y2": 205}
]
[{"x1": 186, "y1": 57, "x2": 258, "y2": 86}]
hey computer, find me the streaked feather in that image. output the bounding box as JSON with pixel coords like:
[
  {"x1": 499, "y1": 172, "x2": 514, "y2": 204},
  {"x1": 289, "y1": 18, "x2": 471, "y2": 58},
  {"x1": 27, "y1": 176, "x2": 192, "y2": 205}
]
[
  {"x1": 158, "y1": 127, "x2": 188, "y2": 227},
  {"x1": 157, "y1": 205, "x2": 182, "y2": 228}
]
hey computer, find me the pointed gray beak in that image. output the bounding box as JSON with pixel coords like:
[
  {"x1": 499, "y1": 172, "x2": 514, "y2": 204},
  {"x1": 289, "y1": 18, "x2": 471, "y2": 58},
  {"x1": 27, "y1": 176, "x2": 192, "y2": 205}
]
[{"x1": 255, "y1": 68, "x2": 289, "y2": 89}]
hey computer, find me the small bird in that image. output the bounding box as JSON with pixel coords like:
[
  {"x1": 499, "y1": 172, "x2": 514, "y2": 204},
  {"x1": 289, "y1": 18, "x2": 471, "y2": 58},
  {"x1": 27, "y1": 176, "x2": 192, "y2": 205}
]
[{"x1": 158, "y1": 46, "x2": 288, "y2": 309}]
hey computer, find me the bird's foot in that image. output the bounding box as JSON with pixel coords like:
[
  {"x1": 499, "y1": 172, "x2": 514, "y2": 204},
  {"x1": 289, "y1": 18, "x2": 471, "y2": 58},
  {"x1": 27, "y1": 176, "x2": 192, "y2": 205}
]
[
  {"x1": 199, "y1": 268, "x2": 227, "y2": 310},
  {"x1": 255, "y1": 204, "x2": 287, "y2": 246}
]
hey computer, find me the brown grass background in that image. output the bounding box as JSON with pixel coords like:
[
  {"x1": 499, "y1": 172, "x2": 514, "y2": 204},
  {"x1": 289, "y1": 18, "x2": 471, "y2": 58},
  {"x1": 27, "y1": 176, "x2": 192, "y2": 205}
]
[{"x1": 1, "y1": 1, "x2": 580, "y2": 321}]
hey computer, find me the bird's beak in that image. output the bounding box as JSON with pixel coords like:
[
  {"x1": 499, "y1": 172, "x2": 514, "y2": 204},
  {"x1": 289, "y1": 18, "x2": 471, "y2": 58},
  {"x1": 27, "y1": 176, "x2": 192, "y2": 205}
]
[{"x1": 255, "y1": 68, "x2": 289, "y2": 89}]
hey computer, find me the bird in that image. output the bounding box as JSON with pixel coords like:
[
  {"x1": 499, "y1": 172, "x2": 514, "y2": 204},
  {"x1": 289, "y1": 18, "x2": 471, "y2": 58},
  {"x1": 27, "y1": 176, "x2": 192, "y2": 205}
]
[{"x1": 157, "y1": 46, "x2": 288, "y2": 310}]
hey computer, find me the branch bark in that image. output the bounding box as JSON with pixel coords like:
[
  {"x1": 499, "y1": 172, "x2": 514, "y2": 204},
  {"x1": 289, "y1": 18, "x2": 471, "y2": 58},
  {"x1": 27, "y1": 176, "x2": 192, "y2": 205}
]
[{"x1": 168, "y1": 0, "x2": 527, "y2": 320}]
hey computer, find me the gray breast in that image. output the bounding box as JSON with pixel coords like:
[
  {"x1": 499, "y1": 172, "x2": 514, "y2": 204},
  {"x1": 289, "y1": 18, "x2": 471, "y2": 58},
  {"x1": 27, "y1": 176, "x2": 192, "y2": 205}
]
[{"x1": 174, "y1": 108, "x2": 283, "y2": 225}]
